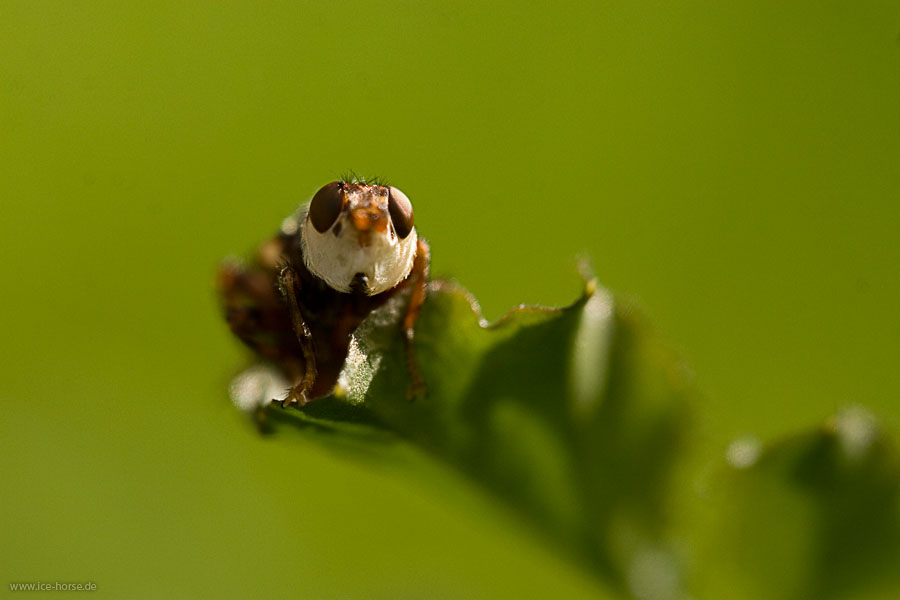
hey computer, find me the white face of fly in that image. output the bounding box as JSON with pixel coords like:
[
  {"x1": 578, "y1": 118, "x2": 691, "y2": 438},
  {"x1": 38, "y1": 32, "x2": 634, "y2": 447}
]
[{"x1": 300, "y1": 182, "x2": 418, "y2": 295}]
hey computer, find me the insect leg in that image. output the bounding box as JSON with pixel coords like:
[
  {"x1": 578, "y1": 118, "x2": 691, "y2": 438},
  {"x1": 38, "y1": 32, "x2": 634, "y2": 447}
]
[
  {"x1": 402, "y1": 238, "x2": 430, "y2": 400},
  {"x1": 277, "y1": 265, "x2": 318, "y2": 407},
  {"x1": 217, "y1": 257, "x2": 302, "y2": 370}
]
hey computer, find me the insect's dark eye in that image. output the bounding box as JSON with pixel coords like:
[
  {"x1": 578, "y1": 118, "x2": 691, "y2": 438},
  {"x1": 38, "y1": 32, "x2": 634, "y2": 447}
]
[
  {"x1": 309, "y1": 181, "x2": 345, "y2": 233},
  {"x1": 388, "y1": 186, "x2": 414, "y2": 239}
]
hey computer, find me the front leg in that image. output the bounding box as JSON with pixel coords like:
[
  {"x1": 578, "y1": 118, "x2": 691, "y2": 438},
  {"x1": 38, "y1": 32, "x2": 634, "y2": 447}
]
[
  {"x1": 402, "y1": 238, "x2": 430, "y2": 400},
  {"x1": 277, "y1": 265, "x2": 318, "y2": 408}
]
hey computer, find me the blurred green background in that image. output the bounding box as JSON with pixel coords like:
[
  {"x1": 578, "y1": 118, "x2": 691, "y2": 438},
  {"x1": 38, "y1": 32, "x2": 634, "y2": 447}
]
[{"x1": 2, "y1": 1, "x2": 899, "y2": 597}]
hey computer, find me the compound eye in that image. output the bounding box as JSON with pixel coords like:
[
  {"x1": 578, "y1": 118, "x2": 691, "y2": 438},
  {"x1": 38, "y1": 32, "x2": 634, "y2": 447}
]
[
  {"x1": 309, "y1": 181, "x2": 344, "y2": 233},
  {"x1": 388, "y1": 186, "x2": 414, "y2": 239}
]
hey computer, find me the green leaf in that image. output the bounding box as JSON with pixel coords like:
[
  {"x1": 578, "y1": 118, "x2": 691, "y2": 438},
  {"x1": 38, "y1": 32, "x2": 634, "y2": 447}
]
[
  {"x1": 245, "y1": 273, "x2": 696, "y2": 596},
  {"x1": 688, "y1": 406, "x2": 900, "y2": 600},
  {"x1": 234, "y1": 277, "x2": 900, "y2": 600}
]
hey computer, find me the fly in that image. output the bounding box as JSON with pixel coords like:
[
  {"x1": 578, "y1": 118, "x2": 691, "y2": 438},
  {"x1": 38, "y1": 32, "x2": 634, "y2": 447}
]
[{"x1": 217, "y1": 178, "x2": 429, "y2": 407}]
